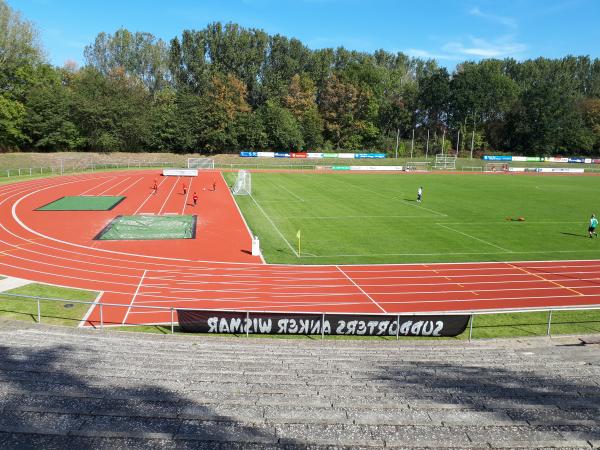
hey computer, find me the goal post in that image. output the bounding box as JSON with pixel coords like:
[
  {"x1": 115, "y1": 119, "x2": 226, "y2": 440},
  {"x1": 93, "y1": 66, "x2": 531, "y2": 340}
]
[
  {"x1": 187, "y1": 158, "x2": 215, "y2": 170},
  {"x1": 231, "y1": 170, "x2": 251, "y2": 195}
]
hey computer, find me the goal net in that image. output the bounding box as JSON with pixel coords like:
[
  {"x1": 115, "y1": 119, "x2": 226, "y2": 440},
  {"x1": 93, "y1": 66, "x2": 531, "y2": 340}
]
[
  {"x1": 231, "y1": 170, "x2": 251, "y2": 195},
  {"x1": 187, "y1": 158, "x2": 215, "y2": 169},
  {"x1": 433, "y1": 154, "x2": 456, "y2": 170}
]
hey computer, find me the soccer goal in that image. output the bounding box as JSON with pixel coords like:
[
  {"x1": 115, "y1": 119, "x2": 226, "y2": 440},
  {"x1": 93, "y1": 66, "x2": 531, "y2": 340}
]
[
  {"x1": 231, "y1": 170, "x2": 251, "y2": 195},
  {"x1": 187, "y1": 158, "x2": 215, "y2": 170},
  {"x1": 433, "y1": 154, "x2": 457, "y2": 170}
]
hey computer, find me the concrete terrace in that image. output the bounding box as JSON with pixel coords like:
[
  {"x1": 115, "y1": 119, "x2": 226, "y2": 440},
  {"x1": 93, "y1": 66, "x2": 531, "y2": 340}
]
[{"x1": 0, "y1": 320, "x2": 599, "y2": 449}]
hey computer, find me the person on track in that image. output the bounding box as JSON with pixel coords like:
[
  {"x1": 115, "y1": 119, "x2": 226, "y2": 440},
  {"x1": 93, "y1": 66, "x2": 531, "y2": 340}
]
[
  {"x1": 152, "y1": 180, "x2": 158, "y2": 195},
  {"x1": 417, "y1": 186, "x2": 423, "y2": 203},
  {"x1": 193, "y1": 192, "x2": 198, "y2": 206},
  {"x1": 183, "y1": 182, "x2": 187, "y2": 195},
  {"x1": 589, "y1": 214, "x2": 598, "y2": 238},
  {"x1": 212, "y1": 179, "x2": 216, "y2": 191}
]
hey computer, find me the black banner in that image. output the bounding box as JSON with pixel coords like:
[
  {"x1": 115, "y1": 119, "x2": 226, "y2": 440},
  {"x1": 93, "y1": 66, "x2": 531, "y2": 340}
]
[{"x1": 177, "y1": 310, "x2": 470, "y2": 337}]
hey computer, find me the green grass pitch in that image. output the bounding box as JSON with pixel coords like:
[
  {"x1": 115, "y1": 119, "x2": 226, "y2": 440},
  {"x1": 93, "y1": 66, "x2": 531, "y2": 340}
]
[
  {"x1": 225, "y1": 172, "x2": 600, "y2": 265},
  {"x1": 37, "y1": 195, "x2": 125, "y2": 211}
]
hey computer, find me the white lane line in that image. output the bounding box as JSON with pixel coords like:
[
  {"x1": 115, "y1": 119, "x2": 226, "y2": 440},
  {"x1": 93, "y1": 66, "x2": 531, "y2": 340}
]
[
  {"x1": 158, "y1": 176, "x2": 180, "y2": 215},
  {"x1": 181, "y1": 177, "x2": 193, "y2": 215},
  {"x1": 249, "y1": 193, "x2": 298, "y2": 257},
  {"x1": 97, "y1": 176, "x2": 131, "y2": 195},
  {"x1": 277, "y1": 184, "x2": 304, "y2": 202},
  {"x1": 122, "y1": 270, "x2": 147, "y2": 325},
  {"x1": 336, "y1": 265, "x2": 386, "y2": 313},
  {"x1": 79, "y1": 177, "x2": 116, "y2": 195},
  {"x1": 133, "y1": 176, "x2": 169, "y2": 215},
  {"x1": 78, "y1": 291, "x2": 104, "y2": 328},
  {"x1": 436, "y1": 223, "x2": 512, "y2": 252},
  {"x1": 116, "y1": 176, "x2": 144, "y2": 196}
]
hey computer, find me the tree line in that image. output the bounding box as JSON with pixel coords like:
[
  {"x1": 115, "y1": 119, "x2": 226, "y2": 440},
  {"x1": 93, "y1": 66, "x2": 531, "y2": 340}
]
[{"x1": 1, "y1": 0, "x2": 600, "y2": 156}]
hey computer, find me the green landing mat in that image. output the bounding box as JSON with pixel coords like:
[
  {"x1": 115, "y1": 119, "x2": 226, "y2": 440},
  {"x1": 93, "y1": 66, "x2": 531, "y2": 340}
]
[
  {"x1": 37, "y1": 196, "x2": 125, "y2": 211},
  {"x1": 95, "y1": 215, "x2": 197, "y2": 240}
]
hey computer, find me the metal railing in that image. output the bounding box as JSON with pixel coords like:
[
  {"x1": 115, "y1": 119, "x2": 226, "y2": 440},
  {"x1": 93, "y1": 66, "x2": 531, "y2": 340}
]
[
  {"x1": 2, "y1": 160, "x2": 177, "y2": 179},
  {"x1": 1, "y1": 292, "x2": 599, "y2": 341}
]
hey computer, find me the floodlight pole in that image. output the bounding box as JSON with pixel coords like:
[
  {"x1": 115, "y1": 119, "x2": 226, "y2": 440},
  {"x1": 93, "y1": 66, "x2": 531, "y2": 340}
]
[
  {"x1": 441, "y1": 128, "x2": 446, "y2": 156},
  {"x1": 410, "y1": 129, "x2": 414, "y2": 159},
  {"x1": 425, "y1": 129, "x2": 430, "y2": 159},
  {"x1": 470, "y1": 116, "x2": 476, "y2": 159},
  {"x1": 456, "y1": 130, "x2": 460, "y2": 157},
  {"x1": 395, "y1": 128, "x2": 400, "y2": 159}
]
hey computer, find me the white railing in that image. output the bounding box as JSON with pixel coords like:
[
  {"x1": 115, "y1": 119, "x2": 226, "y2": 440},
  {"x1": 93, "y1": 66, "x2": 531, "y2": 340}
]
[{"x1": 1, "y1": 292, "x2": 599, "y2": 341}]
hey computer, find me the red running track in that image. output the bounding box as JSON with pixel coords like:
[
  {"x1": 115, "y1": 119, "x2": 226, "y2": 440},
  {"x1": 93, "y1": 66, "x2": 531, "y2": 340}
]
[{"x1": 1, "y1": 170, "x2": 600, "y2": 327}]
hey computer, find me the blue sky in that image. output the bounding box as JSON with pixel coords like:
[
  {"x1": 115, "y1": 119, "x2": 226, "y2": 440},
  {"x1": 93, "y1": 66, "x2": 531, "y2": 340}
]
[{"x1": 8, "y1": 0, "x2": 600, "y2": 70}]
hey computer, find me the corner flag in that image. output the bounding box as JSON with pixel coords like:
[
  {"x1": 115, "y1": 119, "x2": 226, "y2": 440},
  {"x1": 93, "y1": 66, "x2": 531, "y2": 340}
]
[{"x1": 296, "y1": 230, "x2": 301, "y2": 256}]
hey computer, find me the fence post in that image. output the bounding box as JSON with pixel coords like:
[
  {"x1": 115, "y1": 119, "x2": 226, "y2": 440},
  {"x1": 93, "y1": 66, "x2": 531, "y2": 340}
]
[
  {"x1": 321, "y1": 313, "x2": 326, "y2": 340},
  {"x1": 170, "y1": 307, "x2": 174, "y2": 334},
  {"x1": 468, "y1": 314, "x2": 474, "y2": 342},
  {"x1": 37, "y1": 298, "x2": 41, "y2": 323},
  {"x1": 246, "y1": 311, "x2": 250, "y2": 338},
  {"x1": 396, "y1": 314, "x2": 400, "y2": 340},
  {"x1": 546, "y1": 310, "x2": 553, "y2": 337},
  {"x1": 99, "y1": 302, "x2": 104, "y2": 330}
]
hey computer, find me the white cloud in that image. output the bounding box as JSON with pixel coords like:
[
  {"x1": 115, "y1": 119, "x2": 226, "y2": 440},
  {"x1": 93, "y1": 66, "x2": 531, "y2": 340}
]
[
  {"x1": 469, "y1": 7, "x2": 517, "y2": 29},
  {"x1": 442, "y1": 36, "x2": 526, "y2": 58},
  {"x1": 404, "y1": 48, "x2": 460, "y2": 61}
]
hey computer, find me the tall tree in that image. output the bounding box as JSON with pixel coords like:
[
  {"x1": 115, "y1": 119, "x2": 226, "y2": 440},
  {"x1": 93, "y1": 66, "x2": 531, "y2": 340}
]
[{"x1": 84, "y1": 28, "x2": 169, "y2": 92}]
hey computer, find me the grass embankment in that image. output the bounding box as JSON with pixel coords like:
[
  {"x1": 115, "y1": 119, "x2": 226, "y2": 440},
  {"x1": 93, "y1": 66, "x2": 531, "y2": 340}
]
[{"x1": 0, "y1": 283, "x2": 98, "y2": 326}]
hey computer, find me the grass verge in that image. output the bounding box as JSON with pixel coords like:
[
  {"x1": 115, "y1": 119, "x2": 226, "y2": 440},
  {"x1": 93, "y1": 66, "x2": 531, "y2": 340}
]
[{"x1": 0, "y1": 283, "x2": 98, "y2": 326}]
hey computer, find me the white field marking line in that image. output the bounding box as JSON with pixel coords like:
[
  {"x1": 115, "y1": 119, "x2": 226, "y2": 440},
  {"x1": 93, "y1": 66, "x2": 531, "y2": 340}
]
[
  {"x1": 126, "y1": 298, "x2": 376, "y2": 310},
  {"x1": 181, "y1": 177, "x2": 193, "y2": 215},
  {"x1": 97, "y1": 176, "x2": 131, "y2": 195},
  {"x1": 249, "y1": 193, "x2": 298, "y2": 257},
  {"x1": 435, "y1": 223, "x2": 511, "y2": 252},
  {"x1": 277, "y1": 184, "x2": 304, "y2": 202},
  {"x1": 122, "y1": 270, "x2": 147, "y2": 325},
  {"x1": 78, "y1": 176, "x2": 117, "y2": 195},
  {"x1": 222, "y1": 172, "x2": 267, "y2": 264},
  {"x1": 505, "y1": 262, "x2": 585, "y2": 297},
  {"x1": 373, "y1": 292, "x2": 597, "y2": 307},
  {"x1": 116, "y1": 176, "x2": 144, "y2": 196},
  {"x1": 255, "y1": 199, "x2": 304, "y2": 204},
  {"x1": 158, "y1": 176, "x2": 180, "y2": 215},
  {"x1": 336, "y1": 265, "x2": 386, "y2": 313},
  {"x1": 331, "y1": 175, "x2": 447, "y2": 217},
  {"x1": 144, "y1": 268, "x2": 600, "y2": 286},
  {"x1": 0, "y1": 251, "x2": 142, "y2": 288},
  {"x1": 277, "y1": 215, "x2": 430, "y2": 220},
  {"x1": 278, "y1": 248, "x2": 600, "y2": 258},
  {"x1": 78, "y1": 291, "x2": 104, "y2": 328},
  {"x1": 133, "y1": 176, "x2": 170, "y2": 215},
  {"x1": 267, "y1": 283, "x2": 600, "y2": 298},
  {"x1": 441, "y1": 221, "x2": 583, "y2": 225}
]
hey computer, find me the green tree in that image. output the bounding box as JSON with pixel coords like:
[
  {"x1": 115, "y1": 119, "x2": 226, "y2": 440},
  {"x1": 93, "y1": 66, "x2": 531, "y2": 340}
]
[
  {"x1": 84, "y1": 28, "x2": 170, "y2": 92},
  {"x1": 24, "y1": 65, "x2": 82, "y2": 151},
  {"x1": 259, "y1": 101, "x2": 304, "y2": 150}
]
